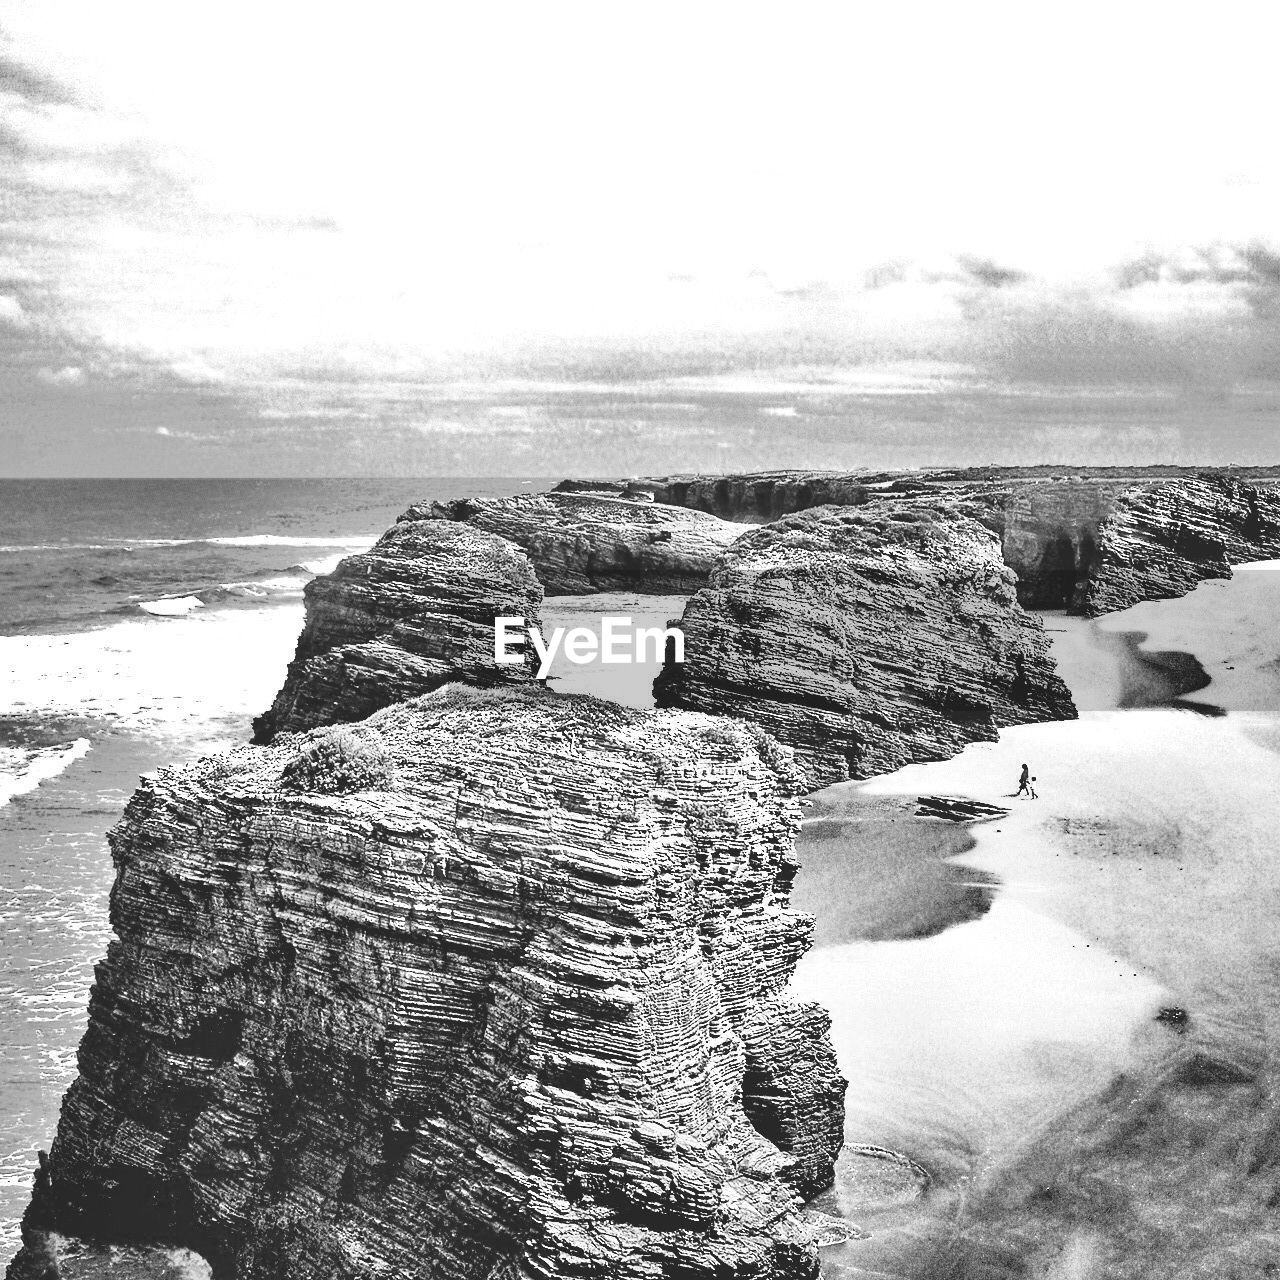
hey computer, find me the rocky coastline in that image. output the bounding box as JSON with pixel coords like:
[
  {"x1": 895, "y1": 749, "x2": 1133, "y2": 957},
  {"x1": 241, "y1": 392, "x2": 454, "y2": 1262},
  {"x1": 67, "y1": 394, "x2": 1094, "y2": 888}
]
[
  {"x1": 12, "y1": 464, "x2": 1280, "y2": 1279},
  {"x1": 634, "y1": 465, "x2": 1280, "y2": 613}
]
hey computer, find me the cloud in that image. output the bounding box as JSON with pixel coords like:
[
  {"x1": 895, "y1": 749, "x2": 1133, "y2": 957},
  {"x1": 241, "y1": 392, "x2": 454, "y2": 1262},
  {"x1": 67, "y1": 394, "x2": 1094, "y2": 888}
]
[
  {"x1": 955, "y1": 256, "x2": 1029, "y2": 290},
  {"x1": 3, "y1": 8, "x2": 1280, "y2": 476},
  {"x1": 0, "y1": 48, "x2": 87, "y2": 108},
  {"x1": 36, "y1": 364, "x2": 84, "y2": 385},
  {"x1": 152, "y1": 425, "x2": 211, "y2": 441},
  {"x1": 863, "y1": 256, "x2": 1029, "y2": 293},
  {"x1": 1113, "y1": 242, "x2": 1280, "y2": 301},
  {"x1": 0, "y1": 294, "x2": 29, "y2": 326},
  {"x1": 167, "y1": 355, "x2": 227, "y2": 386}
]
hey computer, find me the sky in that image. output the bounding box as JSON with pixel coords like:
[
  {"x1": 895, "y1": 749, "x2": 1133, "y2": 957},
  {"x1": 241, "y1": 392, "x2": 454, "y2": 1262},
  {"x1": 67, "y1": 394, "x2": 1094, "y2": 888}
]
[{"x1": 2, "y1": 1, "x2": 1279, "y2": 476}]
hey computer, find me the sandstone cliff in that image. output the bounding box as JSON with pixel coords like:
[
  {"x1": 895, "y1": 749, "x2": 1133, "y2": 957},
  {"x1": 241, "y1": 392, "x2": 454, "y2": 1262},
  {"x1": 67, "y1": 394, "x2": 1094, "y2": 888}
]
[
  {"x1": 655, "y1": 505, "x2": 1077, "y2": 791},
  {"x1": 253, "y1": 520, "x2": 543, "y2": 743},
  {"x1": 17, "y1": 687, "x2": 844, "y2": 1280},
  {"x1": 640, "y1": 466, "x2": 1280, "y2": 526},
  {"x1": 639, "y1": 467, "x2": 1280, "y2": 614},
  {"x1": 415, "y1": 491, "x2": 746, "y2": 594},
  {"x1": 1077, "y1": 474, "x2": 1280, "y2": 616}
]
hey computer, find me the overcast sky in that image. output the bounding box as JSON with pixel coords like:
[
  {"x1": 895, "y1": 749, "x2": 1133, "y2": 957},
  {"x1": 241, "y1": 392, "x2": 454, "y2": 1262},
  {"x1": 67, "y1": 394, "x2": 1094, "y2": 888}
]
[{"x1": 3, "y1": 2, "x2": 1279, "y2": 475}]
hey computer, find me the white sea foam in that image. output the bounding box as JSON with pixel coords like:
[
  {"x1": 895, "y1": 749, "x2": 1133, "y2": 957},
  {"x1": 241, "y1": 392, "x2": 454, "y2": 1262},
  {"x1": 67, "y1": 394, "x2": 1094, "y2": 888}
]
[
  {"x1": 0, "y1": 607, "x2": 303, "y2": 733},
  {"x1": 130, "y1": 544, "x2": 368, "y2": 617},
  {"x1": 210, "y1": 574, "x2": 309, "y2": 599},
  {"x1": 205, "y1": 534, "x2": 375, "y2": 549},
  {"x1": 0, "y1": 739, "x2": 91, "y2": 809},
  {"x1": 298, "y1": 552, "x2": 351, "y2": 575},
  {"x1": 138, "y1": 594, "x2": 205, "y2": 616}
]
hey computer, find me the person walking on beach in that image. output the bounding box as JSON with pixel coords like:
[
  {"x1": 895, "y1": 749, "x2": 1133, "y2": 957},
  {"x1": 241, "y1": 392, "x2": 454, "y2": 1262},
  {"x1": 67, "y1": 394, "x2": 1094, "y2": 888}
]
[{"x1": 1015, "y1": 763, "x2": 1038, "y2": 799}]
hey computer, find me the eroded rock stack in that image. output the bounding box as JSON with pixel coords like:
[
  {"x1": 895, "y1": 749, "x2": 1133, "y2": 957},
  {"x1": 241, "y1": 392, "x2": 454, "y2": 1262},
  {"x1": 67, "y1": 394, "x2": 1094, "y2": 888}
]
[
  {"x1": 416, "y1": 491, "x2": 746, "y2": 594},
  {"x1": 1077, "y1": 474, "x2": 1280, "y2": 616},
  {"x1": 253, "y1": 520, "x2": 543, "y2": 742},
  {"x1": 18, "y1": 687, "x2": 844, "y2": 1280},
  {"x1": 655, "y1": 504, "x2": 1077, "y2": 790}
]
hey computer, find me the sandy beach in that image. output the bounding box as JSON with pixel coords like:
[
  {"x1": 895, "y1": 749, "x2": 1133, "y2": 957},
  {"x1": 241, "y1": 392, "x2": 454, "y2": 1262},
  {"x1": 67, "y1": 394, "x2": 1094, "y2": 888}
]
[{"x1": 791, "y1": 565, "x2": 1280, "y2": 1277}]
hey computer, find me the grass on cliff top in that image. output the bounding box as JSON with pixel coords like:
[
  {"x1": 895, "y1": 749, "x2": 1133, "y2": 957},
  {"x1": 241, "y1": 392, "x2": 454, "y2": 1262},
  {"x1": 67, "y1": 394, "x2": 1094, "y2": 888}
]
[{"x1": 279, "y1": 725, "x2": 398, "y2": 794}]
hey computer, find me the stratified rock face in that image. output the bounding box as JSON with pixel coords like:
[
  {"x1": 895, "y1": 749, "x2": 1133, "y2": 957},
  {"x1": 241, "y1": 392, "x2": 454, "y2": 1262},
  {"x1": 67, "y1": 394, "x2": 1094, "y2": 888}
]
[
  {"x1": 641, "y1": 466, "x2": 1280, "y2": 527},
  {"x1": 1077, "y1": 475, "x2": 1280, "y2": 616},
  {"x1": 23, "y1": 688, "x2": 844, "y2": 1280},
  {"x1": 253, "y1": 520, "x2": 542, "y2": 742},
  {"x1": 641, "y1": 472, "x2": 881, "y2": 523},
  {"x1": 639, "y1": 468, "x2": 1280, "y2": 614},
  {"x1": 655, "y1": 505, "x2": 1077, "y2": 791},
  {"x1": 414, "y1": 491, "x2": 745, "y2": 594}
]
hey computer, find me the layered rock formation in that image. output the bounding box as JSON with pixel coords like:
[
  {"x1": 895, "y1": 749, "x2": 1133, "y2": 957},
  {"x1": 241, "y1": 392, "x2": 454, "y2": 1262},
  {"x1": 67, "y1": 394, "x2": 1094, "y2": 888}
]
[
  {"x1": 253, "y1": 520, "x2": 542, "y2": 743},
  {"x1": 415, "y1": 491, "x2": 745, "y2": 594},
  {"x1": 17, "y1": 687, "x2": 844, "y2": 1279},
  {"x1": 1077, "y1": 474, "x2": 1280, "y2": 616},
  {"x1": 639, "y1": 467, "x2": 1280, "y2": 614},
  {"x1": 641, "y1": 466, "x2": 1280, "y2": 527},
  {"x1": 655, "y1": 504, "x2": 1076, "y2": 790}
]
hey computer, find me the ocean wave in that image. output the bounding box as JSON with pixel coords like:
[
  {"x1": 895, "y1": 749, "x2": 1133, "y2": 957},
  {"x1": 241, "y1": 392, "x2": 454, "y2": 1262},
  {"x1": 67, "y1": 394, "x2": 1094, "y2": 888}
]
[
  {"x1": 199, "y1": 574, "x2": 310, "y2": 603},
  {"x1": 0, "y1": 608, "x2": 303, "y2": 732},
  {"x1": 205, "y1": 534, "x2": 374, "y2": 548},
  {"x1": 2, "y1": 534, "x2": 374, "y2": 554},
  {"x1": 296, "y1": 552, "x2": 350, "y2": 576},
  {"x1": 0, "y1": 544, "x2": 117, "y2": 553},
  {"x1": 130, "y1": 548, "x2": 367, "y2": 619},
  {"x1": 0, "y1": 739, "x2": 91, "y2": 809},
  {"x1": 138, "y1": 595, "x2": 205, "y2": 616}
]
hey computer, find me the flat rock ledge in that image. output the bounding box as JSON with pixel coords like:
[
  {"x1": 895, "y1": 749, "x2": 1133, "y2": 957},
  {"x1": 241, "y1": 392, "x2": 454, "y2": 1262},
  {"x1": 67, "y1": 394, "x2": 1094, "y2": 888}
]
[
  {"x1": 413, "y1": 491, "x2": 747, "y2": 594},
  {"x1": 253, "y1": 520, "x2": 543, "y2": 743},
  {"x1": 14, "y1": 687, "x2": 844, "y2": 1280},
  {"x1": 655, "y1": 504, "x2": 1077, "y2": 791}
]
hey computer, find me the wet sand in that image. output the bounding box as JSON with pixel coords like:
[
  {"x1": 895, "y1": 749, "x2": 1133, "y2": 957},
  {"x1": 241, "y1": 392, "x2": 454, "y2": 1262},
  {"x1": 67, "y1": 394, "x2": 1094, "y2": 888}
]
[{"x1": 798, "y1": 792, "x2": 995, "y2": 945}]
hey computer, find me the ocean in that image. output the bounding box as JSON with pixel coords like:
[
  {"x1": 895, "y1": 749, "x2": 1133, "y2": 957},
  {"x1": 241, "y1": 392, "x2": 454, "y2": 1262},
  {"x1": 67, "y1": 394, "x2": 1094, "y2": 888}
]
[{"x1": 0, "y1": 477, "x2": 542, "y2": 1249}]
